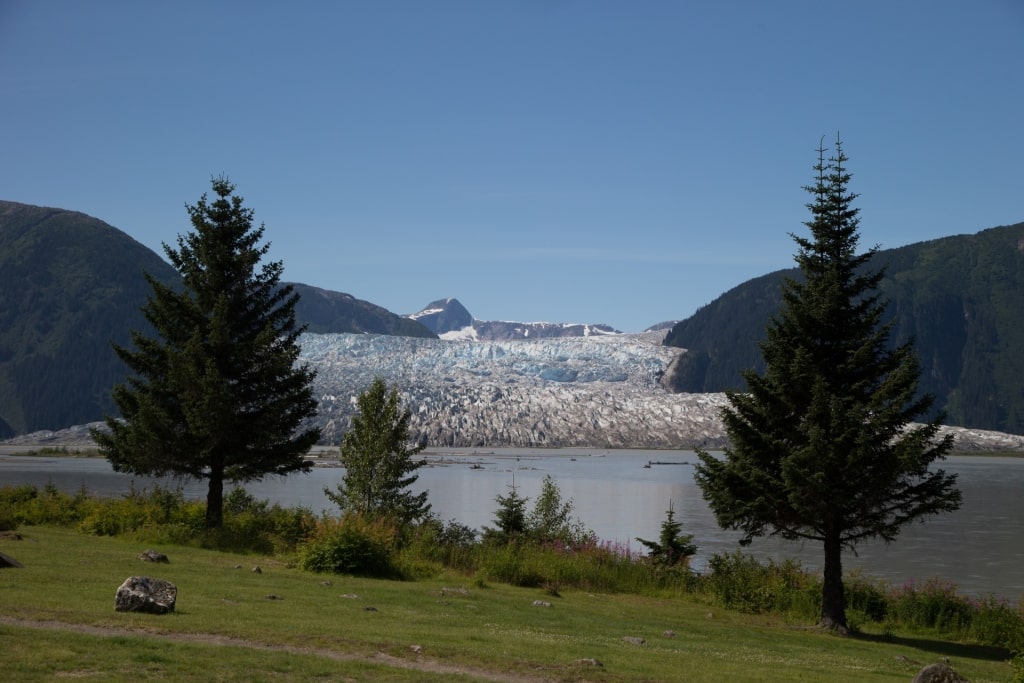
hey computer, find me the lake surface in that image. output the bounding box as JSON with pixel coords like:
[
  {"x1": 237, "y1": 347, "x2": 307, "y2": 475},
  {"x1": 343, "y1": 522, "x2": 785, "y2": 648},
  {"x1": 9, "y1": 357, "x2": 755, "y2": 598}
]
[{"x1": 2, "y1": 448, "x2": 1022, "y2": 599}]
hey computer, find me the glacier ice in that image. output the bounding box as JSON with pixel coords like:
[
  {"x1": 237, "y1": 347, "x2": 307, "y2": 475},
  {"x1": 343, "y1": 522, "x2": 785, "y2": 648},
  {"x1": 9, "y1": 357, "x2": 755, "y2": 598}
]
[{"x1": 299, "y1": 332, "x2": 731, "y2": 448}]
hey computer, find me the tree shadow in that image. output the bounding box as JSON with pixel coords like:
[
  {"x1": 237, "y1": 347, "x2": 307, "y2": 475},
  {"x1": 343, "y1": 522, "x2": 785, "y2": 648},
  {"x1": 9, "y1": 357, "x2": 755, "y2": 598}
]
[{"x1": 856, "y1": 631, "x2": 1011, "y2": 663}]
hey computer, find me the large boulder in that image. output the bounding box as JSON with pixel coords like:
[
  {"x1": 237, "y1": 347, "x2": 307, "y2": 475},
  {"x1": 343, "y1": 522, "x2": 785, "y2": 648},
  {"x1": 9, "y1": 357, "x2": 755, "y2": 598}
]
[
  {"x1": 911, "y1": 663, "x2": 969, "y2": 683},
  {"x1": 114, "y1": 576, "x2": 177, "y2": 614}
]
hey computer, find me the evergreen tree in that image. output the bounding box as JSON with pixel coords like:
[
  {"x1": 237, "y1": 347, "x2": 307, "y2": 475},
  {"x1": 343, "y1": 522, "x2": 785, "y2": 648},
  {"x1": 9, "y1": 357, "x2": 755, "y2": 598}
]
[
  {"x1": 92, "y1": 178, "x2": 320, "y2": 529},
  {"x1": 483, "y1": 480, "x2": 529, "y2": 544},
  {"x1": 694, "y1": 138, "x2": 961, "y2": 631},
  {"x1": 636, "y1": 501, "x2": 697, "y2": 567},
  {"x1": 325, "y1": 377, "x2": 430, "y2": 525}
]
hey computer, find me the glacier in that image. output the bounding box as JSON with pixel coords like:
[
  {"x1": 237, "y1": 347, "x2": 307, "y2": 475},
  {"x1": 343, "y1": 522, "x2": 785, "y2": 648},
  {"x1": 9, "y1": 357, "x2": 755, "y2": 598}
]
[{"x1": 300, "y1": 331, "x2": 731, "y2": 448}]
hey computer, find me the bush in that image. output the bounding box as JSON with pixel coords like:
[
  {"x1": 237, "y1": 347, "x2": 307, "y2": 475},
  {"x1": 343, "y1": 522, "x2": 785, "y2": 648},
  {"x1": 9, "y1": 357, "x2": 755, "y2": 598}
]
[
  {"x1": 299, "y1": 514, "x2": 399, "y2": 577},
  {"x1": 887, "y1": 577, "x2": 973, "y2": 632},
  {"x1": 702, "y1": 552, "x2": 818, "y2": 616}
]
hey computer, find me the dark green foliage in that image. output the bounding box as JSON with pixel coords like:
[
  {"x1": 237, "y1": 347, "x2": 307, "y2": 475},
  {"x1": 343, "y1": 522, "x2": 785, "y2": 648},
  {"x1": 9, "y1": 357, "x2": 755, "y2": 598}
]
[
  {"x1": 636, "y1": 501, "x2": 696, "y2": 567},
  {"x1": 664, "y1": 220, "x2": 1024, "y2": 434},
  {"x1": 325, "y1": 377, "x2": 430, "y2": 525},
  {"x1": 482, "y1": 482, "x2": 529, "y2": 544},
  {"x1": 695, "y1": 139, "x2": 961, "y2": 631},
  {"x1": 299, "y1": 514, "x2": 399, "y2": 577},
  {"x1": 91, "y1": 178, "x2": 321, "y2": 529}
]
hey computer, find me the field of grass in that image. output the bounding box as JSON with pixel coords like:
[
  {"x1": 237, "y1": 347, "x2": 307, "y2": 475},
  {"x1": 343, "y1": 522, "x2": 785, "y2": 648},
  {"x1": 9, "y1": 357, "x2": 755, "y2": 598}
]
[{"x1": 0, "y1": 526, "x2": 1016, "y2": 682}]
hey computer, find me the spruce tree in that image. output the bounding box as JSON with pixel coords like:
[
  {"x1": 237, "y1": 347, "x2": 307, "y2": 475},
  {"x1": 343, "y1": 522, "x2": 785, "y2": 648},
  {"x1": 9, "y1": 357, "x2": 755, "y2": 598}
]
[
  {"x1": 325, "y1": 377, "x2": 430, "y2": 525},
  {"x1": 694, "y1": 138, "x2": 961, "y2": 631},
  {"x1": 92, "y1": 177, "x2": 320, "y2": 529}
]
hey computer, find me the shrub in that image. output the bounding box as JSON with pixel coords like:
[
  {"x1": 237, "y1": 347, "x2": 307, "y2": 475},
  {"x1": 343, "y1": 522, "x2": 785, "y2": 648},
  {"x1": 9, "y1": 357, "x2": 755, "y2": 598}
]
[
  {"x1": 702, "y1": 552, "x2": 818, "y2": 616},
  {"x1": 887, "y1": 577, "x2": 973, "y2": 632},
  {"x1": 299, "y1": 514, "x2": 399, "y2": 577}
]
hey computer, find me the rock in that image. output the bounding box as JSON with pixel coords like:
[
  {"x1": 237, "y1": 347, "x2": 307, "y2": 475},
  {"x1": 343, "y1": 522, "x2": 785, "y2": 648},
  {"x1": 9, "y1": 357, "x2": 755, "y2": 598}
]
[
  {"x1": 114, "y1": 576, "x2": 177, "y2": 614},
  {"x1": 574, "y1": 658, "x2": 603, "y2": 667},
  {"x1": 911, "y1": 663, "x2": 969, "y2": 683},
  {"x1": 251, "y1": 566, "x2": 262, "y2": 573},
  {"x1": 138, "y1": 549, "x2": 169, "y2": 563},
  {"x1": 532, "y1": 600, "x2": 552, "y2": 608},
  {"x1": 0, "y1": 530, "x2": 23, "y2": 540},
  {"x1": 0, "y1": 551, "x2": 24, "y2": 568},
  {"x1": 409, "y1": 645, "x2": 423, "y2": 654},
  {"x1": 622, "y1": 636, "x2": 645, "y2": 645},
  {"x1": 662, "y1": 630, "x2": 676, "y2": 638}
]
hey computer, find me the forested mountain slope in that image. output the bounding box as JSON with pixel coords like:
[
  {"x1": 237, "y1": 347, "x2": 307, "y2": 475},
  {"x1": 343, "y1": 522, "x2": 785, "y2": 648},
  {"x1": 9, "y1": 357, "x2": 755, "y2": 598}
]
[
  {"x1": 663, "y1": 222, "x2": 1024, "y2": 434},
  {"x1": 0, "y1": 201, "x2": 432, "y2": 437}
]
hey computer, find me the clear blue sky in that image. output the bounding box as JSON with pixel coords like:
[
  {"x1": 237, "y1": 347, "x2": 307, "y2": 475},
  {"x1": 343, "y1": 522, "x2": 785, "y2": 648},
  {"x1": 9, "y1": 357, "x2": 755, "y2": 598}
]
[{"x1": 2, "y1": 2, "x2": 1022, "y2": 332}]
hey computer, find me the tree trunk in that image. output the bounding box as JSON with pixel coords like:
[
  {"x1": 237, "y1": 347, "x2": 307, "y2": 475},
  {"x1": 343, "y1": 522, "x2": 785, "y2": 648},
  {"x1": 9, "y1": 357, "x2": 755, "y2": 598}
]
[
  {"x1": 205, "y1": 466, "x2": 224, "y2": 529},
  {"x1": 820, "y1": 531, "x2": 847, "y2": 632}
]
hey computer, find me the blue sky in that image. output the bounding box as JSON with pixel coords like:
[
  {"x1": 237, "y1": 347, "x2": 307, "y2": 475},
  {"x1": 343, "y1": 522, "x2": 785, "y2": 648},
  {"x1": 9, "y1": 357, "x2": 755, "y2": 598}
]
[{"x1": 2, "y1": 2, "x2": 1022, "y2": 332}]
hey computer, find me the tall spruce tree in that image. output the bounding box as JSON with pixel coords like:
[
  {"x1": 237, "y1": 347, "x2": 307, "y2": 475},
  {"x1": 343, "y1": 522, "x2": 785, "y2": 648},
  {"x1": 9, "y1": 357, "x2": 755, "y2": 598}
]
[
  {"x1": 325, "y1": 377, "x2": 430, "y2": 525},
  {"x1": 92, "y1": 178, "x2": 320, "y2": 529},
  {"x1": 694, "y1": 138, "x2": 961, "y2": 631}
]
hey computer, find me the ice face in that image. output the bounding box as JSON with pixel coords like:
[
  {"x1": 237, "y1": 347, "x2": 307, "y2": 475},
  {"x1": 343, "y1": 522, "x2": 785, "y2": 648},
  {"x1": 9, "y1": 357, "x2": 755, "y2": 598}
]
[{"x1": 299, "y1": 332, "x2": 729, "y2": 448}]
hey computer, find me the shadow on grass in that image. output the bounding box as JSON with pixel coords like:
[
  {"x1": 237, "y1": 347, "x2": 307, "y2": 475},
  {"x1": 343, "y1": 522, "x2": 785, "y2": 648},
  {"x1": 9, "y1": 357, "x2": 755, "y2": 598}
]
[{"x1": 857, "y1": 631, "x2": 1011, "y2": 663}]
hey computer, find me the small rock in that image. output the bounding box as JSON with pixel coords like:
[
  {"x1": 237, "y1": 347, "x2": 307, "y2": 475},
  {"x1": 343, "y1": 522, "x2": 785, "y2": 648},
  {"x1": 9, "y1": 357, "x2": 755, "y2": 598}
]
[
  {"x1": 622, "y1": 636, "x2": 645, "y2": 645},
  {"x1": 341, "y1": 593, "x2": 360, "y2": 599},
  {"x1": 0, "y1": 531, "x2": 23, "y2": 540},
  {"x1": 234, "y1": 564, "x2": 242, "y2": 569},
  {"x1": 574, "y1": 658, "x2": 603, "y2": 667},
  {"x1": 532, "y1": 600, "x2": 552, "y2": 608},
  {"x1": 320, "y1": 580, "x2": 333, "y2": 587},
  {"x1": 138, "y1": 549, "x2": 169, "y2": 563},
  {"x1": 662, "y1": 630, "x2": 676, "y2": 638},
  {"x1": 251, "y1": 566, "x2": 262, "y2": 573},
  {"x1": 114, "y1": 576, "x2": 177, "y2": 614},
  {"x1": 911, "y1": 663, "x2": 969, "y2": 683},
  {"x1": 409, "y1": 645, "x2": 423, "y2": 654}
]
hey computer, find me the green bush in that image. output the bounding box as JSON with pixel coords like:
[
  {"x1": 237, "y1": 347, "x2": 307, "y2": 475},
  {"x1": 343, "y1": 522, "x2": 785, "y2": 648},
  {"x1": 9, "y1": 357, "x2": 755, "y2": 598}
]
[
  {"x1": 702, "y1": 552, "x2": 818, "y2": 616},
  {"x1": 299, "y1": 514, "x2": 399, "y2": 577},
  {"x1": 887, "y1": 577, "x2": 973, "y2": 632}
]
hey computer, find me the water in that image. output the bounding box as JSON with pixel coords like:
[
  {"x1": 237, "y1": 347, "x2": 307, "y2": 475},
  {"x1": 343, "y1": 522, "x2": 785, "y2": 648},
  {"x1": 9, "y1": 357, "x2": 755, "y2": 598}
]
[{"x1": 2, "y1": 448, "x2": 1022, "y2": 599}]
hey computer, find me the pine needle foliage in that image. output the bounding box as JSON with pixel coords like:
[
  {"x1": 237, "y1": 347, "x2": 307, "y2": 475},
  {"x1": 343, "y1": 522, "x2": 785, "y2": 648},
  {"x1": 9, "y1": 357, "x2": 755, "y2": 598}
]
[
  {"x1": 92, "y1": 178, "x2": 320, "y2": 529},
  {"x1": 694, "y1": 137, "x2": 961, "y2": 631},
  {"x1": 325, "y1": 377, "x2": 430, "y2": 526}
]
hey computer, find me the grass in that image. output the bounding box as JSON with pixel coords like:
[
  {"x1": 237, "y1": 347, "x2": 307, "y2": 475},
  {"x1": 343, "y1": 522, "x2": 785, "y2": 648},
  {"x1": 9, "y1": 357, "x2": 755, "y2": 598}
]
[{"x1": 1, "y1": 526, "x2": 1017, "y2": 682}]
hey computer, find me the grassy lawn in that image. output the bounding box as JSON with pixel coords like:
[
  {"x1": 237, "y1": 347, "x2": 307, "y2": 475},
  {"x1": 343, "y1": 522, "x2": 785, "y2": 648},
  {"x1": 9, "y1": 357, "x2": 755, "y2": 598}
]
[{"x1": 0, "y1": 526, "x2": 1015, "y2": 682}]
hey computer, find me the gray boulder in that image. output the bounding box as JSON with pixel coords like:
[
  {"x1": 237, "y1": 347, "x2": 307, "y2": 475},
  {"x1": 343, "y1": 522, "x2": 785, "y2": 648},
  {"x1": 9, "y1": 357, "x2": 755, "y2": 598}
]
[
  {"x1": 114, "y1": 576, "x2": 177, "y2": 614},
  {"x1": 138, "y1": 549, "x2": 169, "y2": 563},
  {"x1": 911, "y1": 663, "x2": 969, "y2": 683}
]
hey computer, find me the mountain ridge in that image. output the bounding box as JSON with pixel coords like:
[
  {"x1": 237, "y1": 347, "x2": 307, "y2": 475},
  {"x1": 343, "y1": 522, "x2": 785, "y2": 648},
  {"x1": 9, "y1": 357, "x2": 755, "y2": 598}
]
[{"x1": 407, "y1": 297, "x2": 622, "y2": 340}]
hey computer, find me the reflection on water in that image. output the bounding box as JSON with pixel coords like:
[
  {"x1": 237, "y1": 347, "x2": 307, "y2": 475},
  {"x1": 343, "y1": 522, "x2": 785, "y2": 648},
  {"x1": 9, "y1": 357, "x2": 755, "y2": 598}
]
[{"x1": 2, "y1": 449, "x2": 1022, "y2": 598}]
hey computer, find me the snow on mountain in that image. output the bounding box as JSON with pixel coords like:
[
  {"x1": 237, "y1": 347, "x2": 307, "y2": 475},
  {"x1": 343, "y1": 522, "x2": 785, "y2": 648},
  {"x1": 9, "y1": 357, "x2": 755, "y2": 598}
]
[
  {"x1": 405, "y1": 298, "x2": 622, "y2": 341},
  {"x1": 300, "y1": 331, "x2": 730, "y2": 448}
]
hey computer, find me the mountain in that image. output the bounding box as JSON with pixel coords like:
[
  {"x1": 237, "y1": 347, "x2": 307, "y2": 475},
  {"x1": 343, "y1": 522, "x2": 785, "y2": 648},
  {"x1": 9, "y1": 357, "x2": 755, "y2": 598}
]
[
  {"x1": 0, "y1": 201, "x2": 433, "y2": 437},
  {"x1": 662, "y1": 221, "x2": 1024, "y2": 435},
  {"x1": 288, "y1": 283, "x2": 435, "y2": 337},
  {"x1": 407, "y1": 297, "x2": 622, "y2": 340}
]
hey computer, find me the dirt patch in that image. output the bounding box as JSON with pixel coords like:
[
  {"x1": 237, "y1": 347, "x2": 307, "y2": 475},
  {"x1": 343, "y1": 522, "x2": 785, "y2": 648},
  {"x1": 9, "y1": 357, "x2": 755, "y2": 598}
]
[{"x1": 0, "y1": 616, "x2": 552, "y2": 682}]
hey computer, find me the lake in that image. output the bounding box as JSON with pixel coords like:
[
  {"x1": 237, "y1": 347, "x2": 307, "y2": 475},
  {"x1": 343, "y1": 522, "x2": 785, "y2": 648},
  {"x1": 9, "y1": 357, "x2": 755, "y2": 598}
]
[{"x1": 2, "y1": 448, "x2": 1022, "y2": 599}]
